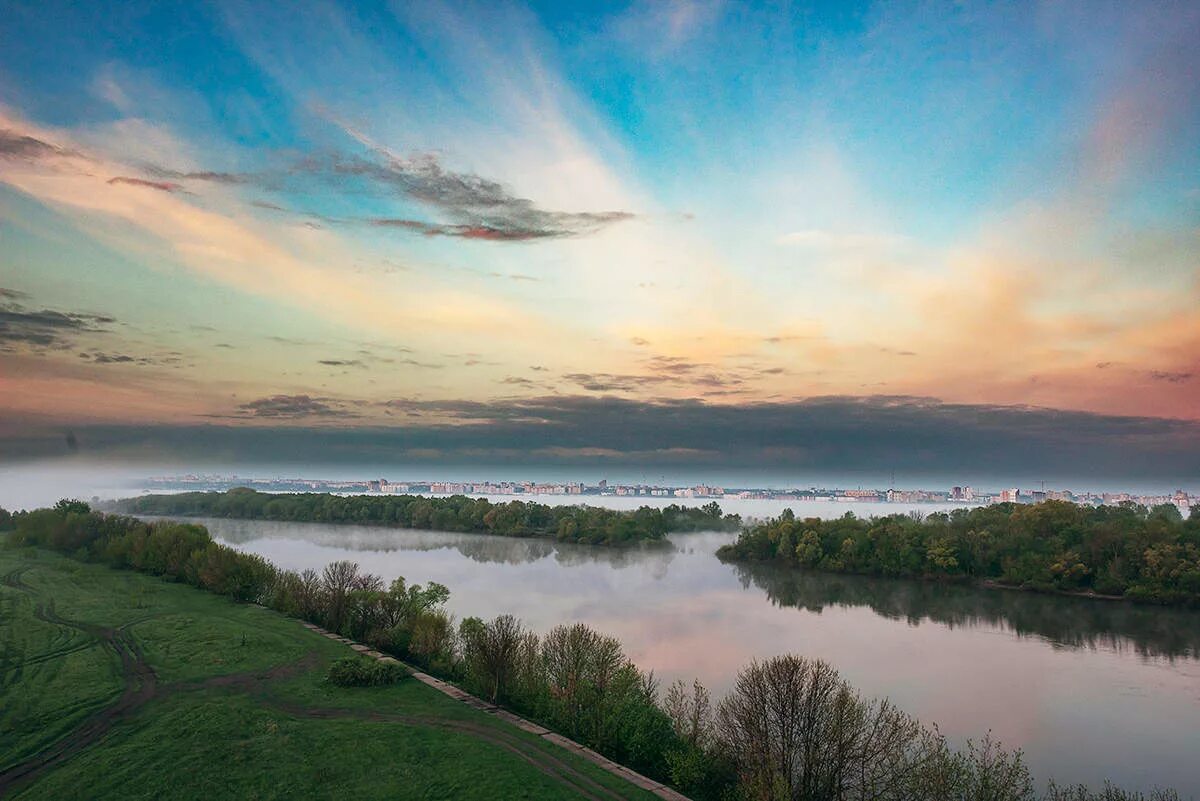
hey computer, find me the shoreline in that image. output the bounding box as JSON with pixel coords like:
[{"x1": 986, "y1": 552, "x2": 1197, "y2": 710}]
[{"x1": 715, "y1": 554, "x2": 1194, "y2": 608}]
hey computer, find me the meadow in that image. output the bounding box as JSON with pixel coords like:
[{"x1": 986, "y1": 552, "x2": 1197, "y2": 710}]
[{"x1": 0, "y1": 541, "x2": 656, "y2": 800}]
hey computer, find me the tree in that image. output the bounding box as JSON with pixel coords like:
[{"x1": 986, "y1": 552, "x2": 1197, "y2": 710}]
[
  {"x1": 54, "y1": 498, "x2": 91, "y2": 515},
  {"x1": 664, "y1": 678, "x2": 712, "y2": 749},
  {"x1": 796, "y1": 530, "x2": 824, "y2": 567},
  {"x1": 714, "y1": 654, "x2": 1011, "y2": 801},
  {"x1": 322, "y1": 560, "x2": 361, "y2": 633},
  {"x1": 542, "y1": 623, "x2": 625, "y2": 738},
  {"x1": 460, "y1": 614, "x2": 528, "y2": 703}
]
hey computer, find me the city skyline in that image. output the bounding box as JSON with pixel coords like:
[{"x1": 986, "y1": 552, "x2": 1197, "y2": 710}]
[
  {"x1": 2, "y1": 1, "x2": 1198, "y2": 476},
  {"x1": 141, "y1": 471, "x2": 1196, "y2": 512}
]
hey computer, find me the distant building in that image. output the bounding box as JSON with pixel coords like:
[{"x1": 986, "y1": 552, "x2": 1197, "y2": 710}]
[{"x1": 1000, "y1": 488, "x2": 1020, "y2": 503}]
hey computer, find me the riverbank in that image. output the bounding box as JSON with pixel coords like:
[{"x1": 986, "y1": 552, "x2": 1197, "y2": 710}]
[
  {"x1": 111, "y1": 488, "x2": 739, "y2": 546},
  {"x1": 716, "y1": 501, "x2": 1200, "y2": 608}
]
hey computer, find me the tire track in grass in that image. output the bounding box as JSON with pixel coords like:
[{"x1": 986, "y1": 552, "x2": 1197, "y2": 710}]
[
  {"x1": 0, "y1": 602, "x2": 157, "y2": 796},
  {"x1": 2, "y1": 562, "x2": 640, "y2": 801},
  {"x1": 181, "y1": 659, "x2": 624, "y2": 801}
]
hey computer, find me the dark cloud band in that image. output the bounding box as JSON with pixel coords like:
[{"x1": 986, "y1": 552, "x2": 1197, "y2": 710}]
[{"x1": 4, "y1": 395, "x2": 1198, "y2": 480}]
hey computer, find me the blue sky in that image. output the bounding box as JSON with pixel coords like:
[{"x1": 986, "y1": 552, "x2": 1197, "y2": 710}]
[{"x1": 0, "y1": 0, "x2": 1197, "y2": 471}]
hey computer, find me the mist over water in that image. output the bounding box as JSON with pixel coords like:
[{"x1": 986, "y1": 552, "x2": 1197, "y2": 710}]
[{"x1": 1, "y1": 458, "x2": 1194, "y2": 511}]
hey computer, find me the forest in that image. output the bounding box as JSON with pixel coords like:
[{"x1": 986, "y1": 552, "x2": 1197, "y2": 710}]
[
  {"x1": 115, "y1": 488, "x2": 739, "y2": 545},
  {"x1": 718, "y1": 501, "x2": 1200, "y2": 607},
  {"x1": 2, "y1": 502, "x2": 1182, "y2": 801}
]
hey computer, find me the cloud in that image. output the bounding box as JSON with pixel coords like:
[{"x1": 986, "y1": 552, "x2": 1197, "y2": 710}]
[
  {"x1": 77, "y1": 351, "x2": 183, "y2": 367},
  {"x1": 235, "y1": 394, "x2": 357, "y2": 419},
  {"x1": 560, "y1": 356, "x2": 756, "y2": 393},
  {"x1": 0, "y1": 293, "x2": 116, "y2": 350},
  {"x1": 6, "y1": 394, "x2": 1198, "y2": 479},
  {"x1": 101, "y1": 143, "x2": 633, "y2": 242},
  {"x1": 106, "y1": 176, "x2": 184, "y2": 193},
  {"x1": 147, "y1": 168, "x2": 249, "y2": 185},
  {"x1": 396, "y1": 358, "x2": 445, "y2": 370},
  {"x1": 562, "y1": 372, "x2": 669, "y2": 392},
  {"x1": 0, "y1": 128, "x2": 75, "y2": 160},
  {"x1": 318, "y1": 359, "x2": 366, "y2": 368},
  {"x1": 610, "y1": 0, "x2": 725, "y2": 56},
  {"x1": 368, "y1": 216, "x2": 626, "y2": 242},
  {"x1": 327, "y1": 145, "x2": 635, "y2": 241},
  {"x1": 1148, "y1": 370, "x2": 1193, "y2": 383}
]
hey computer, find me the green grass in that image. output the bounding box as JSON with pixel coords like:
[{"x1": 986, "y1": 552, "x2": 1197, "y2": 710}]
[{"x1": 0, "y1": 543, "x2": 658, "y2": 800}]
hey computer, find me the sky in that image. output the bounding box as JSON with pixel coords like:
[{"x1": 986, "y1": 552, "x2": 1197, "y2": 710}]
[{"x1": 0, "y1": 0, "x2": 1198, "y2": 481}]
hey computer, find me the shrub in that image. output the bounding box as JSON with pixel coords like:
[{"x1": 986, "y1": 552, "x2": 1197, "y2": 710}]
[{"x1": 326, "y1": 656, "x2": 407, "y2": 687}]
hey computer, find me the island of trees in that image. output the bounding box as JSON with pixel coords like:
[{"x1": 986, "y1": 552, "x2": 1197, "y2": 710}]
[
  {"x1": 2, "y1": 501, "x2": 1184, "y2": 801},
  {"x1": 718, "y1": 501, "x2": 1200, "y2": 607},
  {"x1": 115, "y1": 488, "x2": 739, "y2": 545}
]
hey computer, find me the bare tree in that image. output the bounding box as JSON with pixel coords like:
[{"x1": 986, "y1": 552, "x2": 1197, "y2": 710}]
[
  {"x1": 321, "y1": 560, "x2": 360, "y2": 632},
  {"x1": 715, "y1": 654, "x2": 1009, "y2": 801},
  {"x1": 293, "y1": 568, "x2": 323, "y2": 622},
  {"x1": 1044, "y1": 782, "x2": 1180, "y2": 801},
  {"x1": 664, "y1": 678, "x2": 713, "y2": 749}
]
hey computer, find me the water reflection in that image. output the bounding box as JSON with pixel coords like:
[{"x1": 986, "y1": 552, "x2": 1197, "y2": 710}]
[
  {"x1": 729, "y1": 561, "x2": 1200, "y2": 661},
  {"x1": 200, "y1": 517, "x2": 678, "y2": 572},
  {"x1": 186, "y1": 517, "x2": 1200, "y2": 794},
  {"x1": 200, "y1": 516, "x2": 1200, "y2": 661}
]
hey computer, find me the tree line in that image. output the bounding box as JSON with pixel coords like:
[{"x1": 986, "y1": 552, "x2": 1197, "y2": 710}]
[
  {"x1": 728, "y1": 560, "x2": 1200, "y2": 661},
  {"x1": 114, "y1": 488, "x2": 739, "y2": 545},
  {"x1": 718, "y1": 501, "x2": 1200, "y2": 607},
  {"x1": 1, "y1": 502, "x2": 1182, "y2": 801}
]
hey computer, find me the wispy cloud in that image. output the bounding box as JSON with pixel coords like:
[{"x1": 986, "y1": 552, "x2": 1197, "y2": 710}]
[
  {"x1": 235, "y1": 394, "x2": 357, "y2": 419},
  {"x1": 106, "y1": 175, "x2": 184, "y2": 193},
  {"x1": 0, "y1": 128, "x2": 76, "y2": 160},
  {"x1": 0, "y1": 291, "x2": 116, "y2": 350},
  {"x1": 329, "y1": 147, "x2": 635, "y2": 241},
  {"x1": 1148, "y1": 370, "x2": 1193, "y2": 384}
]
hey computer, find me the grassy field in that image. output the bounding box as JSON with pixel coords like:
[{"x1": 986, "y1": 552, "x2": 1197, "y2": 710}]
[{"x1": 0, "y1": 542, "x2": 658, "y2": 800}]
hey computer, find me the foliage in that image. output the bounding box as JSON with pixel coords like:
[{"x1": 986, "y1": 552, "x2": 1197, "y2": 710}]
[
  {"x1": 117, "y1": 488, "x2": 740, "y2": 545},
  {"x1": 7, "y1": 502, "x2": 1187, "y2": 801},
  {"x1": 0, "y1": 546, "x2": 652, "y2": 801},
  {"x1": 718, "y1": 501, "x2": 1200, "y2": 606},
  {"x1": 326, "y1": 655, "x2": 407, "y2": 687}
]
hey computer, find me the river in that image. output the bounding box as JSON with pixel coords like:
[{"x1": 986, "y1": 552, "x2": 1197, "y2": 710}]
[{"x1": 191, "y1": 515, "x2": 1200, "y2": 797}]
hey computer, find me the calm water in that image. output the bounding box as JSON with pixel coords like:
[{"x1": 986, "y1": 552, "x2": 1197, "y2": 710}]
[{"x1": 192, "y1": 516, "x2": 1200, "y2": 797}]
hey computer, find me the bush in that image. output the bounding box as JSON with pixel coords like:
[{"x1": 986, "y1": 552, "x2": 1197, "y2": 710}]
[{"x1": 326, "y1": 656, "x2": 407, "y2": 687}]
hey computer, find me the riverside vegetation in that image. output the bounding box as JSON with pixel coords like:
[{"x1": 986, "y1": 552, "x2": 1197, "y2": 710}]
[
  {"x1": 0, "y1": 512, "x2": 655, "y2": 800},
  {"x1": 117, "y1": 488, "x2": 740, "y2": 545},
  {"x1": 718, "y1": 501, "x2": 1200, "y2": 607},
  {"x1": 1, "y1": 502, "x2": 1184, "y2": 801}
]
